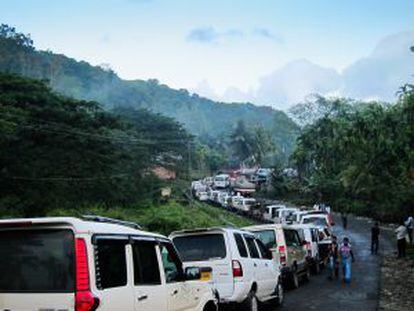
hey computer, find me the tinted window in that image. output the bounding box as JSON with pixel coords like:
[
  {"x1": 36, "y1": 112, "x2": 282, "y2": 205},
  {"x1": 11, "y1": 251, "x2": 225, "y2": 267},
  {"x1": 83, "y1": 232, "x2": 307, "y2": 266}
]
[
  {"x1": 0, "y1": 229, "x2": 74, "y2": 292},
  {"x1": 132, "y1": 241, "x2": 161, "y2": 285},
  {"x1": 311, "y1": 229, "x2": 319, "y2": 242},
  {"x1": 95, "y1": 239, "x2": 127, "y2": 289},
  {"x1": 245, "y1": 236, "x2": 260, "y2": 258},
  {"x1": 256, "y1": 239, "x2": 272, "y2": 260},
  {"x1": 285, "y1": 230, "x2": 300, "y2": 247},
  {"x1": 173, "y1": 234, "x2": 226, "y2": 261},
  {"x1": 234, "y1": 233, "x2": 248, "y2": 258},
  {"x1": 303, "y1": 217, "x2": 328, "y2": 227},
  {"x1": 255, "y1": 230, "x2": 277, "y2": 249},
  {"x1": 160, "y1": 243, "x2": 183, "y2": 283}
]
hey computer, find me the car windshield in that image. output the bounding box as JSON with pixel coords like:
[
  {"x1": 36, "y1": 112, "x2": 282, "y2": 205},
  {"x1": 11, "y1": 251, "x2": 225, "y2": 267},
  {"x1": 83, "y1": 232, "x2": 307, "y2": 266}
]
[
  {"x1": 303, "y1": 217, "x2": 328, "y2": 227},
  {"x1": 173, "y1": 234, "x2": 226, "y2": 261},
  {"x1": 0, "y1": 229, "x2": 75, "y2": 292}
]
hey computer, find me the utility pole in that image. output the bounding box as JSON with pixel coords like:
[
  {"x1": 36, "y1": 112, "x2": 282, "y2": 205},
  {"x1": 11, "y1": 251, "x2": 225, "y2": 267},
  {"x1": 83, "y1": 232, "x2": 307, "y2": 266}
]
[{"x1": 188, "y1": 141, "x2": 193, "y2": 207}]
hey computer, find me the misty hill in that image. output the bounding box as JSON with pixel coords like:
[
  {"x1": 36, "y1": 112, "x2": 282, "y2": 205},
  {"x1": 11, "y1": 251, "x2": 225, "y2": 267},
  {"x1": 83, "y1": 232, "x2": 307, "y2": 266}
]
[{"x1": 0, "y1": 25, "x2": 299, "y2": 154}]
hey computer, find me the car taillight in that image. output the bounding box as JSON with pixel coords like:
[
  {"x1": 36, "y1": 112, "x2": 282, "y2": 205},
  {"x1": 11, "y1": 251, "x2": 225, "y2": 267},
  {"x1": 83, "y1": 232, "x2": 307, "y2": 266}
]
[
  {"x1": 232, "y1": 260, "x2": 243, "y2": 277},
  {"x1": 278, "y1": 245, "x2": 286, "y2": 265},
  {"x1": 75, "y1": 238, "x2": 99, "y2": 311}
]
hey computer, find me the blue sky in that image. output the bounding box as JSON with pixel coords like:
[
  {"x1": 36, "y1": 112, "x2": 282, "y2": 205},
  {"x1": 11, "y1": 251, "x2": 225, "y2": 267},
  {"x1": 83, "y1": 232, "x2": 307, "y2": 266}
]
[{"x1": 2, "y1": 0, "x2": 414, "y2": 108}]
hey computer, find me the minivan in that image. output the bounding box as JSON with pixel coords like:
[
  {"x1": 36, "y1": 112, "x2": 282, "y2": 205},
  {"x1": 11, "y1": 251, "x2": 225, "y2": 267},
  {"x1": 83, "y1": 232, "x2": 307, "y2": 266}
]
[
  {"x1": 244, "y1": 224, "x2": 310, "y2": 289},
  {"x1": 0, "y1": 217, "x2": 217, "y2": 311},
  {"x1": 170, "y1": 228, "x2": 283, "y2": 310}
]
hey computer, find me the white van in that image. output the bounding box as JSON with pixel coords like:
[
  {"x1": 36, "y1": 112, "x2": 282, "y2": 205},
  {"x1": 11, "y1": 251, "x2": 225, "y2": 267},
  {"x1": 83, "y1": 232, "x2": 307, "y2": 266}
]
[
  {"x1": 234, "y1": 198, "x2": 257, "y2": 214},
  {"x1": 288, "y1": 224, "x2": 321, "y2": 273},
  {"x1": 262, "y1": 205, "x2": 286, "y2": 222},
  {"x1": 213, "y1": 174, "x2": 230, "y2": 189},
  {"x1": 0, "y1": 217, "x2": 217, "y2": 311},
  {"x1": 170, "y1": 228, "x2": 283, "y2": 310},
  {"x1": 244, "y1": 224, "x2": 309, "y2": 289}
]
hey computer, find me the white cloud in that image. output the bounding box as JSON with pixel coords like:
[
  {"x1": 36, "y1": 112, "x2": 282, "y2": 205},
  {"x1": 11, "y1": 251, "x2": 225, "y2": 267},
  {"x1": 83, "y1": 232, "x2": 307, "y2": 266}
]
[{"x1": 212, "y1": 31, "x2": 414, "y2": 110}]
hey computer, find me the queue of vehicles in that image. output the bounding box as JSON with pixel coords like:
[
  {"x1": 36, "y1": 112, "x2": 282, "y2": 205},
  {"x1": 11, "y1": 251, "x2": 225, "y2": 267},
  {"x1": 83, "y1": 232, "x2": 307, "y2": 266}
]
[{"x1": 0, "y1": 171, "x2": 333, "y2": 311}]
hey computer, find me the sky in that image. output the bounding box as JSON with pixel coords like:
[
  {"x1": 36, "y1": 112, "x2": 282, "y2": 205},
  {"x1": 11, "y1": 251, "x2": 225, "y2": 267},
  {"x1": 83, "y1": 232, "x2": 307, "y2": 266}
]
[{"x1": 1, "y1": 0, "x2": 414, "y2": 110}]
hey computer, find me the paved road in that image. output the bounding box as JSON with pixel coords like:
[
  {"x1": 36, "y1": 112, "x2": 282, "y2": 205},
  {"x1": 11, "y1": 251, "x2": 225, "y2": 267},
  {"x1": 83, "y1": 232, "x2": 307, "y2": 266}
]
[{"x1": 269, "y1": 215, "x2": 394, "y2": 311}]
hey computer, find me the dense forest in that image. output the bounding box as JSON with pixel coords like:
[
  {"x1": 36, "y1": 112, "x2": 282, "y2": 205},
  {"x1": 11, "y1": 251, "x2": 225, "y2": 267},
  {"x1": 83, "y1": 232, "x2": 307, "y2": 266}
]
[
  {"x1": 289, "y1": 90, "x2": 414, "y2": 221},
  {"x1": 0, "y1": 24, "x2": 299, "y2": 161}
]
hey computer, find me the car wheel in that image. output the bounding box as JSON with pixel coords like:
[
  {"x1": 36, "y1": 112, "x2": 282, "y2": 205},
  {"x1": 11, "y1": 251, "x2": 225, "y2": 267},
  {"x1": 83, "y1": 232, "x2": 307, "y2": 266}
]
[
  {"x1": 275, "y1": 281, "x2": 284, "y2": 306},
  {"x1": 290, "y1": 270, "x2": 299, "y2": 289},
  {"x1": 243, "y1": 290, "x2": 259, "y2": 311}
]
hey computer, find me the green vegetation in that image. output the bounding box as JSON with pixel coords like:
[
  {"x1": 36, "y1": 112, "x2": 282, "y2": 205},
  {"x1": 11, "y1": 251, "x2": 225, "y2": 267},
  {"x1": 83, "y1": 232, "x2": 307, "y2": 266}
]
[
  {"x1": 290, "y1": 88, "x2": 414, "y2": 222},
  {"x1": 0, "y1": 73, "x2": 192, "y2": 215},
  {"x1": 45, "y1": 200, "x2": 253, "y2": 236},
  {"x1": 0, "y1": 24, "x2": 299, "y2": 162}
]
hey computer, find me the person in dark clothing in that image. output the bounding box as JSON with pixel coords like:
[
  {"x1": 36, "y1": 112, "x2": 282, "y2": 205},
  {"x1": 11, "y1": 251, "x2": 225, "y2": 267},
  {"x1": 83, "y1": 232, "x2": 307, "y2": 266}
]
[
  {"x1": 341, "y1": 212, "x2": 348, "y2": 230},
  {"x1": 327, "y1": 235, "x2": 339, "y2": 280},
  {"x1": 371, "y1": 222, "x2": 380, "y2": 255}
]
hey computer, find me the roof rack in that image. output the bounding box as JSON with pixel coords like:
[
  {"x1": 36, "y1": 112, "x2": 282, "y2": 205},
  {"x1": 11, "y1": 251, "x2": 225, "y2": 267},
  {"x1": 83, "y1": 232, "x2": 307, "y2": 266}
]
[{"x1": 82, "y1": 215, "x2": 142, "y2": 230}]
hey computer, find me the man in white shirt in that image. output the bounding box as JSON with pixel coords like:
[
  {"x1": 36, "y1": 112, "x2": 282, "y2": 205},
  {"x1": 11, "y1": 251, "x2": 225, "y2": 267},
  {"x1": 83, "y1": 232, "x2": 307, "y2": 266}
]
[
  {"x1": 405, "y1": 216, "x2": 414, "y2": 244},
  {"x1": 395, "y1": 222, "x2": 408, "y2": 258}
]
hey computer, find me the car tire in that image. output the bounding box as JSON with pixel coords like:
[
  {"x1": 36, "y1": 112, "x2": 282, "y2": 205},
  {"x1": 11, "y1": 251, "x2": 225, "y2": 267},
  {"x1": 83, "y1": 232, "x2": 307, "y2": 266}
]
[
  {"x1": 243, "y1": 290, "x2": 259, "y2": 311},
  {"x1": 274, "y1": 280, "x2": 284, "y2": 307},
  {"x1": 290, "y1": 269, "x2": 299, "y2": 289}
]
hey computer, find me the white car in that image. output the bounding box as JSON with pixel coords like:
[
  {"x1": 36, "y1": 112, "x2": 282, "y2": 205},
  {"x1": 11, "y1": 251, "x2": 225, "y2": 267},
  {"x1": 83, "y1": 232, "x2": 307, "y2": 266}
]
[
  {"x1": 273, "y1": 208, "x2": 299, "y2": 224},
  {"x1": 234, "y1": 198, "x2": 257, "y2": 214},
  {"x1": 213, "y1": 174, "x2": 230, "y2": 189},
  {"x1": 170, "y1": 228, "x2": 283, "y2": 310},
  {"x1": 197, "y1": 191, "x2": 209, "y2": 202},
  {"x1": 262, "y1": 205, "x2": 286, "y2": 222},
  {"x1": 291, "y1": 211, "x2": 310, "y2": 223},
  {"x1": 288, "y1": 224, "x2": 322, "y2": 273},
  {"x1": 0, "y1": 216, "x2": 218, "y2": 311}
]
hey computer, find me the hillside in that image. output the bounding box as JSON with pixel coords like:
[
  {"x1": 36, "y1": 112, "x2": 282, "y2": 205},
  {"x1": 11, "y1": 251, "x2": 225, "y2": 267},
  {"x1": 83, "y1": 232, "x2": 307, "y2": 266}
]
[{"x1": 0, "y1": 25, "x2": 299, "y2": 156}]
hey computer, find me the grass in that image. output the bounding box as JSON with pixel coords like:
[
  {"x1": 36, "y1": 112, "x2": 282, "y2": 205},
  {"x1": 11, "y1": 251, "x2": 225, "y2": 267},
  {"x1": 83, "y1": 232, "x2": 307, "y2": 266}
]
[{"x1": 45, "y1": 200, "x2": 253, "y2": 236}]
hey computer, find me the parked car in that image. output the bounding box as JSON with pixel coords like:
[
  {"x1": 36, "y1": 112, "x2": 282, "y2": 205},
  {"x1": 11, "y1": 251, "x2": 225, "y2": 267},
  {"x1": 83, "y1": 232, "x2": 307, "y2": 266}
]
[
  {"x1": 290, "y1": 211, "x2": 310, "y2": 224},
  {"x1": 256, "y1": 168, "x2": 272, "y2": 182},
  {"x1": 170, "y1": 227, "x2": 284, "y2": 310},
  {"x1": 244, "y1": 224, "x2": 310, "y2": 289},
  {"x1": 217, "y1": 191, "x2": 231, "y2": 208},
  {"x1": 204, "y1": 176, "x2": 214, "y2": 187},
  {"x1": 213, "y1": 174, "x2": 230, "y2": 189},
  {"x1": 197, "y1": 191, "x2": 209, "y2": 202},
  {"x1": 300, "y1": 214, "x2": 331, "y2": 231},
  {"x1": 262, "y1": 205, "x2": 286, "y2": 222},
  {"x1": 0, "y1": 216, "x2": 218, "y2": 311},
  {"x1": 273, "y1": 207, "x2": 299, "y2": 224},
  {"x1": 288, "y1": 224, "x2": 322, "y2": 274},
  {"x1": 234, "y1": 198, "x2": 257, "y2": 214},
  {"x1": 208, "y1": 190, "x2": 221, "y2": 205}
]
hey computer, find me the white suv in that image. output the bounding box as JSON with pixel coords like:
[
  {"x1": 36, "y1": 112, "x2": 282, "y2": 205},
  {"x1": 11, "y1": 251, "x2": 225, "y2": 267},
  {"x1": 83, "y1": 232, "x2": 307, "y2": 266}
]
[
  {"x1": 0, "y1": 216, "x2": 217, "y2": 311},
  {"x1": 170, "y1": 228, "x2": 283, "y2": 310}
]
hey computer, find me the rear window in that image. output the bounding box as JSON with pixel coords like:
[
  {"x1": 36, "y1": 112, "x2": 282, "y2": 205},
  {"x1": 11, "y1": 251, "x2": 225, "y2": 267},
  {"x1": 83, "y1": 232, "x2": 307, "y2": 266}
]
[
  {"x1": 303, "y1": 217, "x2": 328, "y2": 227},
  {"x1": 255, "y1": 230, "x2": 277, "y2": 249},
  {"x1": 285, "y1": 229, "x2": 300, "y2": 247},
  {"x1": 173, "y1": 234, "x2": 226, "y2": 261},
  {"x1": 0, "y1": 229, "x2": 75, "y2": 292}
]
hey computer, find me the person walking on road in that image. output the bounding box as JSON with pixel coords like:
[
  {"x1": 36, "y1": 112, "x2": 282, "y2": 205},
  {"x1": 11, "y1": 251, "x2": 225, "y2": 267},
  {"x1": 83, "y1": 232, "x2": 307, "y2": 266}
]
[
  {"x1": 395, "y1": 221, "x2": 408, "y2": 258},
  {"x1": 340, "y1": 237, "x2": 355, "y2": 284},
  {"x1": 371, "y1": 222, "x2": 380, "y2": 255},
  {"x1": 328, "y1": 235, "x2": 339, "y2": 280},
  {"x1": 341, "y1": 212, "x2": 348, "y2": 230},
  {"x1": 405, "y1": 216, "x2": 414, "y2": 244}
]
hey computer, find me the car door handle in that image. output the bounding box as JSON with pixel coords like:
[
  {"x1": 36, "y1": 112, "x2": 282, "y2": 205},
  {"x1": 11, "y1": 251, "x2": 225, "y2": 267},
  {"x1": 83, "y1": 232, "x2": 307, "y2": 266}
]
[
  {"x1": 137, "y1": 294, "x2": 148, "y2": 301},
  {"x1": 254, "y1": 263, "x2": 257, "y2": 267},
  {"x1": 171, "y1": 289, "x2": 179, "y2": 296}
]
